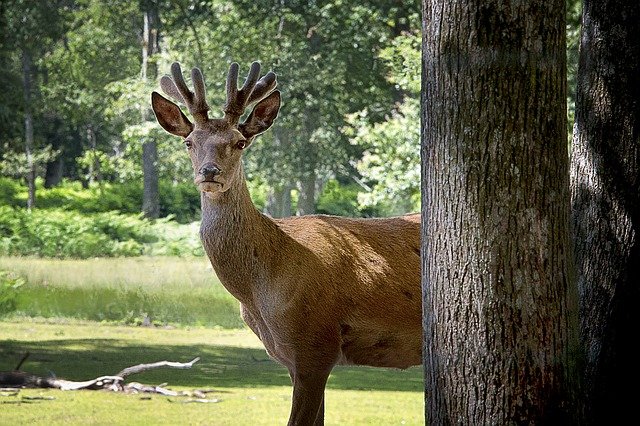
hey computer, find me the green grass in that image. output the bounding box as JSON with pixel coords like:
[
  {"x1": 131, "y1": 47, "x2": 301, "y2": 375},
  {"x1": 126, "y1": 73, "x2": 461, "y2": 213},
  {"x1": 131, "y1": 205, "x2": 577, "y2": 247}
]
[
  {"x1": 0, "y1": 256, "x2": 243, "y2": 328},
  {"x1": 0, "y1": 320, "x2": 424, "y2": 425}
]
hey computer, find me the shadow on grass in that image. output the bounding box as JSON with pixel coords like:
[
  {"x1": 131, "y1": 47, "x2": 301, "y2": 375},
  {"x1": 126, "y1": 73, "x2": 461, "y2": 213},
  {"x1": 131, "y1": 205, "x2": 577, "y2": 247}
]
[{"x1": 0, "y1": 339, "x2": 422, "y2": 393}]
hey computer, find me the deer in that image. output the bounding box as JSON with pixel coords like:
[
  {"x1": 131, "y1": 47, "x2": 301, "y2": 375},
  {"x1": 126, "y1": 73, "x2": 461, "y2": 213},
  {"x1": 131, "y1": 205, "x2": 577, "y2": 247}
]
[{"x1": 151, "y1": 61, "x2": 421, "y2": 426}]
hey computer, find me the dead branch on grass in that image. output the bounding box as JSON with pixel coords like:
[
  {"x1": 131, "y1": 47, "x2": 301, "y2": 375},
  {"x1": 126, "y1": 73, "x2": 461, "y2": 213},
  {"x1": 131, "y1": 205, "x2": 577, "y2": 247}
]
[{"x1": 0, "y1": 355, "x2": 208, "y2": 399}]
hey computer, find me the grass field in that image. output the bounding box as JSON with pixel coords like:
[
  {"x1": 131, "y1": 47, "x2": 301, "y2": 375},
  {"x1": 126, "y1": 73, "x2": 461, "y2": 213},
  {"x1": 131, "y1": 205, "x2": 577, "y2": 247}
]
[
  {"x1": 0, "y1": 320, "x2": 424, "y2": 425},
  {"x1": 0, "y1": 256, "x2": 243, "y2": 327}
]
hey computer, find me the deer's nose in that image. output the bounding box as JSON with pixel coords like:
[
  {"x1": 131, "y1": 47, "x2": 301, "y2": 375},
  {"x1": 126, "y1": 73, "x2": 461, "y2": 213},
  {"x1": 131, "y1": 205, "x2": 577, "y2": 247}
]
[{"x1": 199, "y1": 164, "x2": 222, "y2": 181}]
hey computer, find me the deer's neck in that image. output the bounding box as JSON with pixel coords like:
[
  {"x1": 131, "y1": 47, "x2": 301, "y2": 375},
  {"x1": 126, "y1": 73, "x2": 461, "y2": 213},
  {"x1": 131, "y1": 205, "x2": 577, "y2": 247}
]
[{"x1": 199, "y1": 169, "x2": 282, "y2": 304}]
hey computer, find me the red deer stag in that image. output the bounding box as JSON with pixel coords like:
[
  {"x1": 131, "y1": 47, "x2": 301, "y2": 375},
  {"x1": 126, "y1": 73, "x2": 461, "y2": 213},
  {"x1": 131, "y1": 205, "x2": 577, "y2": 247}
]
[{"x1": 151, "y1": 61, "x2": 421, "y2": 425}]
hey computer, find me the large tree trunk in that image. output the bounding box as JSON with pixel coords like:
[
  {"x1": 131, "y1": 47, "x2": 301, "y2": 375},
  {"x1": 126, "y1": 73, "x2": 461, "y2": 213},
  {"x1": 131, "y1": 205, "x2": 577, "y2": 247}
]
[
  {"x1": 21, "y1": 48, "x2": 36, "y2": 210},
  {"x1": 570, "y1": 1, "x2": 640, "y2": 423},
  {"x1": 141, "y1": 4, "x2": 160, "y2": 219},
  {"x1": 421, "y1": 1, "x2": 578, "y2": 423}
]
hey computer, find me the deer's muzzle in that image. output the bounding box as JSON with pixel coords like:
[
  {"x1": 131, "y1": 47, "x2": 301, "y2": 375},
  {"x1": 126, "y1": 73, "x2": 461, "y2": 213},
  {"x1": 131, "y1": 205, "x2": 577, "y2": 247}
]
[{"x1": 197, "y1": 164, "x2": 222, "y2": 182}]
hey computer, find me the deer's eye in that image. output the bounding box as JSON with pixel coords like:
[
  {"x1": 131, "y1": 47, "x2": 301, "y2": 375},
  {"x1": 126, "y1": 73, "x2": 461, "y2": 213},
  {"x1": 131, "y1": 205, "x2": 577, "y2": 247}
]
[
  {"x1": 236, "y1": 139, "x2": 247, "y2": 150},
  {"x1": 184, "y1": 140, "x2": 193, "y2": 149}
]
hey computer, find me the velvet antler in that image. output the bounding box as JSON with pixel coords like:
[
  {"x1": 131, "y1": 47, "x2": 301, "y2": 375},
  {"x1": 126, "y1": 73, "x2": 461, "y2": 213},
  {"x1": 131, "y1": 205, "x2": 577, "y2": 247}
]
[
  {"x1": 160, "y1": 63, "x2": 210, "y2": 124},
  {"x1": 223, "y1": 62, "x2": 277, "y2": 124},
  {"x1": 159, "y1": 61, "x2": 277, "y2": 125}
]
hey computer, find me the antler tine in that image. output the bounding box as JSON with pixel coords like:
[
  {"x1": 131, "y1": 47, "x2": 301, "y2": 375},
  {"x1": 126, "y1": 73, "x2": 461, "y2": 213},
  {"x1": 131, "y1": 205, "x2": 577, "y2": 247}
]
[
  {"x1": 162, "y1": 62, "x2": 209, "y2": 124},
  {"x1": 224, "y1": 63, "x2": 239, "y2": 113},
  {"x1": 190, "y1": 67, "x2": 210, "y2": 122},
  {"x1": 247, "y1": 71, "x2": 277, "y2": 105},
  {"x1": 240, "y1": 62, "x2": 261, "y2": 95},
  {"x1": 160, "y1": 75, "x2": 185, "y2": 104},
  {"x1": 170, "y1": 62, "x2": 193, "y2": 105},
  {"x1": 224, "y1": 62, "x2": 270, "y2": 123}
]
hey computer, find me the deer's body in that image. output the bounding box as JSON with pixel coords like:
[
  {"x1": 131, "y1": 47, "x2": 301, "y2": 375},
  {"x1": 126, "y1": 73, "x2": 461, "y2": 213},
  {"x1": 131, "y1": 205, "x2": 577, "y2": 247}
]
[{"x1": 152, "y1": 62, "x2": 421, "y2": 425}]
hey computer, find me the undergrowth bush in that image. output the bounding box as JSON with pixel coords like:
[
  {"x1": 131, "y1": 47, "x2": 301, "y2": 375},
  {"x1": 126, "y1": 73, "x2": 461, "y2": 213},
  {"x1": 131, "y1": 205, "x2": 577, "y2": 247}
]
[
  {"x1": 0, "y1": 207, "x2": 202, "y2": 258},
  {"x1": 0, "y1": 270, "x2": 24, "y2": 317},
  {"x1": 1, "y1": 178, "x2": 201, "y2": 223},
  {"x1": 0, "y1": 177, "x2": 21, "y2": 206}
]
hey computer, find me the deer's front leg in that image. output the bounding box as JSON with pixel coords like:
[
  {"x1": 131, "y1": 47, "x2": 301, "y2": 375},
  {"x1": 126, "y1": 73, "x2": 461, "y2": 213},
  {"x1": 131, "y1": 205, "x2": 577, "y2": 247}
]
[{"x1": 287, "y1": 369, "x2": 330, "y2": 426}]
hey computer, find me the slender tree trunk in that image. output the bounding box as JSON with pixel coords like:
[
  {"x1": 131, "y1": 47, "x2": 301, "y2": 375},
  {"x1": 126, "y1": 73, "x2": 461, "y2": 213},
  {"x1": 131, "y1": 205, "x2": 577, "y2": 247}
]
[
  {"x1": 296, "y1": 171, "x2": 316, "y2": 215},
  {"x1": 266, "y1": 187, "x2": 284, "y2": 218},
  {"x1": 265, "y1": 127, "x2": 293, "y2": 218},
  {"x1": 44, "y1": 120, "x2": 64, "y2": 188},
  {"x1": 86, "y1": 124, "x2": 100, "y2": 186},
  {"x1": 141, "y1": 4, "x2": 160, "y2": 218},
  {"x1": 421, "y1": 1, "x2": 578, "y2": 423},
  {"x1": 570, "y1": 1, "x2": 640, "y2": 423},
  {"x1": 282, "y1": 183, "x2": 292, "y2": 217},
  {"x1": 21, "y1": 48, "x2": 36, "y2": 210}
]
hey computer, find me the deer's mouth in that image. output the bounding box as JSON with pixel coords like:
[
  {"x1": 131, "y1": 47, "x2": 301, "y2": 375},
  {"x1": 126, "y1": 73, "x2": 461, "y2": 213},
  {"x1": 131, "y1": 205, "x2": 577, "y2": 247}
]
[{"x1": 198, "y1": 181, "x2": 224, "y2": 193}]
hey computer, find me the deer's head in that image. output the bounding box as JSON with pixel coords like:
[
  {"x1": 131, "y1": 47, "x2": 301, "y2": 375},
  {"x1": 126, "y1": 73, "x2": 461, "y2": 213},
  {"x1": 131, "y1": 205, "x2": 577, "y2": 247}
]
[{"x1": 151, "y1": 62, "x2": 280, "y2": 198}]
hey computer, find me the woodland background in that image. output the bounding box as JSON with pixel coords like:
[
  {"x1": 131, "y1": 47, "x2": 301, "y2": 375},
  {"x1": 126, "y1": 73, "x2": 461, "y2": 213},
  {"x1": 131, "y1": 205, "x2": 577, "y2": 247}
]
[
  {"x1": 0, "y1": 0, "x2": 580, "y2": 227},
  {"x1": 1, "y1": 1, "x2": 633, "y2": 424}
]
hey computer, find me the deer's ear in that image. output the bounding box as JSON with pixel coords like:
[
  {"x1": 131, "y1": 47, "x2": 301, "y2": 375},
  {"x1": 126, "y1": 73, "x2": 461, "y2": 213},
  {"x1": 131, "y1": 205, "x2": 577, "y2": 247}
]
[
  {"x1": 151, "y1": 92, "x2": 193, "y2": 138},
  {"x1": 239, "y1": 90, "x2": 281, "y2": 140}
]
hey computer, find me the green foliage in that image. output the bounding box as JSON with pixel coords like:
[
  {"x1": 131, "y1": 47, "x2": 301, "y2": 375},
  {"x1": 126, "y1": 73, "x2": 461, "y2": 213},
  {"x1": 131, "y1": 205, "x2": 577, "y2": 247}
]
[
  {"x1": 0, "y1": 206, "x2": 203, "y2": 259},
  {"x1": 379, "y1": 31, "x2": 421, "y2": 94},
  {"x1": 566, "y1": 0, "x2": 582, "y2": 135},
  {"x1": 1, "y1": 178, "x2": 201, "y2": 223},
  {"x1": 0, "y1": 144, "x2": 59, "y2": 177},
  {"x1": 0, "y1": 0, "x2": 581, "y2": 218},
  {"x1": 346, "y1": 31, "x2": 421, "y2": 216},
  {"x1": 0, "y1": 271, "x2": 25, "y2": 317},
  {"x1": 316, "y1": 180, "x2": 363, "y2": 217},
  {"x1": 0, "y1": 177, "x2": 21, "y2": 206},
  {"x1": 0, "y1": 206, "x2": 145, "y2": 258},
  {"x1": 348, "y1": 99, "x2": 420, "y2": 215}
]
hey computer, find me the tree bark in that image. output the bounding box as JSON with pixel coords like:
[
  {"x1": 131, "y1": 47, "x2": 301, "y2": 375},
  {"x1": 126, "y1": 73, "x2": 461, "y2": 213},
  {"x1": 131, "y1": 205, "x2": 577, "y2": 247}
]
[
  {"x1": 296, "y1": 170, "x2": 316, "y2": 215},
  {"x1": 421, "y1": 1, "x2": 578, "y2": 423},
  {"x1": 21, "y1": 48, "x2": 36, "y2": 210},
  {"x1": 570, "y1": 1, "x2": 640, "y2": 423},
  {"x1": 282, "y1": 183, "x2": 292, "y2": 217},
  {"x1": 266, "y1": 187, "x2": 284, "y2": 218},
  {"x1": 44, "y1": 156, "x2": 63, "y2": 188},
  {"x1": 267, "y1": 184, "x2": 293, "y2": 218},
  {"x1": 86, "y1": 124, "x2": 101, "y2": 186},
  {"x1": 141, "y1": 4, "x2": 160, "y2": 219}
]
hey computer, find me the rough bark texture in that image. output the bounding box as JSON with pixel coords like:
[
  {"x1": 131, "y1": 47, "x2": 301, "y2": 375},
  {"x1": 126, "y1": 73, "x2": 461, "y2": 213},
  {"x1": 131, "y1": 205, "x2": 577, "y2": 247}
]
[
  {"x1": 421, "y1": 1, "x2": 578, "y2": 423},
  {"x1": 570, "y1": 1, "x2": 640, "y2": 423}
]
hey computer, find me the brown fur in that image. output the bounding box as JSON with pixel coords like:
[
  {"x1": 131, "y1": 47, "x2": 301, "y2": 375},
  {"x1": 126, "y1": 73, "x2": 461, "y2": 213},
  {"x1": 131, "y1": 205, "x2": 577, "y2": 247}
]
[{"x1": 152, "y1": 62, "x2": 421, "y2": 426}]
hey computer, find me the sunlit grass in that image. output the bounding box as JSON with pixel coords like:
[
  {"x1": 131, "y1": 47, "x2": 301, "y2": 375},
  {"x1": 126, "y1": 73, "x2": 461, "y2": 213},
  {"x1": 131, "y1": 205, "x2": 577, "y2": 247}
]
[
  {"x1": 0, "y1": 256, "x2": 243, "y2": 327},
  {"x1": 0, "y1": 320, "x2": 424, "y2": 425},
  {"x1": 0, "y1": 256, "x2": 219, "y2": 291}
]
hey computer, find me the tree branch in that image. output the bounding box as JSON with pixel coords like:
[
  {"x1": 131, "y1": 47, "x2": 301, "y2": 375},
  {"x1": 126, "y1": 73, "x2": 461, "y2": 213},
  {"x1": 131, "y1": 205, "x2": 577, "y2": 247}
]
[
  {"x1": 0, "y1": 357, "x2": 201, "y2": 396},
  {"x1": 116, "y1": 357, "x2": 200, "y2": 378}
]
